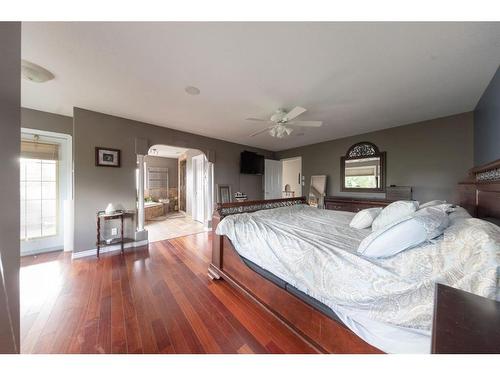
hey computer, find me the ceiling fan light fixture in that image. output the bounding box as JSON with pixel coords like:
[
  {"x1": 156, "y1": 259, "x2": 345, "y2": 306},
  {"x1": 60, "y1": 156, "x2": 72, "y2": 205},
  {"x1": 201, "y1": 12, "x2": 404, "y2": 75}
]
[
  {"x1": 185, "y1": 86, "x2": 200, "y2": 95},
  {"x1": 21, "y1": 60, "x2": 54, "y2": 83},
  {"x1": 269, "y1": 125, "x2": 291, "y2": 138}
]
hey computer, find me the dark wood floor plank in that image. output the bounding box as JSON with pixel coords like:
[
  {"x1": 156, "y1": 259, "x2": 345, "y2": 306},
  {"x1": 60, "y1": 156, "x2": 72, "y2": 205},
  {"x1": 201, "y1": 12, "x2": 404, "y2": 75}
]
[
  {"x1": 21, "y1": 232, "x2": 316, "y2": 354},
  {"x1": 156, "y1": 241, "x2": 269, "y2": 354}
]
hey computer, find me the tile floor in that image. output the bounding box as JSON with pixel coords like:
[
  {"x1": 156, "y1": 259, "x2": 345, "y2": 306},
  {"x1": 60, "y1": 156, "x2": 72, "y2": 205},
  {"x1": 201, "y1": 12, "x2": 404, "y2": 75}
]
[{"x1": 145, "y1": 212, "x2": 210, "y2": 242}]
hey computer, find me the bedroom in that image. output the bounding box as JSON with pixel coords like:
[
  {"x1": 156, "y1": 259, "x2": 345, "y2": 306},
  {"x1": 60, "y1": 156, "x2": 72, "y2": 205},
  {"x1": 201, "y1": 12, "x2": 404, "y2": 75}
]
[{"x1": 1, "y1": 2, "x2": 500, "y2": 372}]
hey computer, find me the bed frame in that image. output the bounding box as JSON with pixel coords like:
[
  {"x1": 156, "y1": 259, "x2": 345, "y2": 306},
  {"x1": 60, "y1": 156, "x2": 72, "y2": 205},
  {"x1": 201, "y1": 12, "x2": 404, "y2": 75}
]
[
  {"x1": 457, "y1": 158, "x2": 500, "y2": 223},
  {"x1": 208, "y1": 159, "x2": 500, "y2": 354},
  {"x1": 208, "y1": 197, "x2": 382, "y2": 354}
]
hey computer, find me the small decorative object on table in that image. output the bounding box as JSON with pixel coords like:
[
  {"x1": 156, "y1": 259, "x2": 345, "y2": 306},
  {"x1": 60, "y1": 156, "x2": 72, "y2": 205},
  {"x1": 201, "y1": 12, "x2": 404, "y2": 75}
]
[
  {"x1": 96, "y1": 209, "x2": 134, "y2": 258},
  {"x1": 234, "y1": 192, "x2": 248, "y2": 202},
  {"x1": 95, "y1": 146, "x2": 121, "y2": 167}
]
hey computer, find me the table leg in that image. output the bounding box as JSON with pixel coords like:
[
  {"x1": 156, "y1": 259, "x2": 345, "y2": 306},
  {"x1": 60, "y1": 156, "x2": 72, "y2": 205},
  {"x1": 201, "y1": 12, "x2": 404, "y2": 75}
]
[
  {"x1": 121, "y1": 215, "x2": 124, "y2": 254},
  {"x1": 97, "y1": 216, "x2": 100, "y2": 258}
]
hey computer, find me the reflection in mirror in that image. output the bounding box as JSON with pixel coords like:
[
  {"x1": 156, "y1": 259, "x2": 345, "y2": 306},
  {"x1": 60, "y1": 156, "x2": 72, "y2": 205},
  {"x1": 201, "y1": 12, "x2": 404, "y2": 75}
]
[
  {"x1": 344, "y1": 157, "x2": 381, "y2": 189},
  {"x1": 341, "y1": 142, "x2": 385, "y2": 192}
]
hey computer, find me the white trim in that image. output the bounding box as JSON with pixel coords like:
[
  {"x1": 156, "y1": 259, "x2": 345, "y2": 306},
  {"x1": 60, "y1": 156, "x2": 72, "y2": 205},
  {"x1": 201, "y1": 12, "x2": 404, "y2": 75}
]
[
  {"x1": 20, "y1": 128, "x2": 73, "y2": 255},
  {"x1": 137, "y1": 154, "x2": 145, "y2": 232},
  {"x1": 71, "y1": 239, "x2": 149, "y2": 259},
  {"x1": 20, "y1": 245, "x2": 63, "y2": 257}
]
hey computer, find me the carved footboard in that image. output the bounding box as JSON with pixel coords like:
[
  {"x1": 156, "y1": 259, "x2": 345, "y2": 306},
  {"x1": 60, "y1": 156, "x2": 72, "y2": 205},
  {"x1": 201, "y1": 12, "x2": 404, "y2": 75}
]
[{"x1": 208, "y1": 197, "x2": 382, "y2": 354}]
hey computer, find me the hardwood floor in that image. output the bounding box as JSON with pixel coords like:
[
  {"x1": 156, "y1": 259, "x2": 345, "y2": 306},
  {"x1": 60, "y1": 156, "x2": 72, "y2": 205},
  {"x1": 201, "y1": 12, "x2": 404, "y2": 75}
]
[{"x1": 20, "y1": 232, "x2": 316, "y2": 354}]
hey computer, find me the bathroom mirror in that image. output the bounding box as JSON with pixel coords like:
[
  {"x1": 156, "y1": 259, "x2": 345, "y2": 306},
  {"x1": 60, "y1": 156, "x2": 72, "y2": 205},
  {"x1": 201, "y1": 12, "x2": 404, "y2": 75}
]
[{"x1": 341, "y1": 142, "x2": 386, "y2": 192}]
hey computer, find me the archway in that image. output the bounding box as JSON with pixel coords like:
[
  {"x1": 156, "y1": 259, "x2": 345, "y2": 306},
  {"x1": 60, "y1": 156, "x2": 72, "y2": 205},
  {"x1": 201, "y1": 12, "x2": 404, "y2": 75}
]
[{"x1": 136, "y1": 144, "x2": 214, "y2": 243}]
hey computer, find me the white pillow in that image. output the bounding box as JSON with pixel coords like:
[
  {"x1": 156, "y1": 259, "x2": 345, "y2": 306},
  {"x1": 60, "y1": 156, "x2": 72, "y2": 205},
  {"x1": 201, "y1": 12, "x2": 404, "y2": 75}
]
[
  {"x1": 371, "y1": 200, "x2": 419, "y2": 232},
  {"x1": 358, "y1": 205, "x2": 449, "y2": 258},
  {"x1": 419, "y1": 200, "x2": 446, "y2": 209},
  {"x1": 358, "y1": 217, "x2": 426, "y2": 258},
  {"x1": 448, "y1": 206, "x2": 472, "y2": 225},
  {"x1": 349, "y1": 207, "x2": 383, "y2": 229},
  {"x1": 412, "y1": 205, "x2": 450, "y2": 240}
]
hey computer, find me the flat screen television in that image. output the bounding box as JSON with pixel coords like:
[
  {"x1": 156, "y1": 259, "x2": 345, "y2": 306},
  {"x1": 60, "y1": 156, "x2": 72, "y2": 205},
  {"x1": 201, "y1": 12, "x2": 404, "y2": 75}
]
[{"x1": 240, "y1": 151, "x2": 264, "y2": 175}]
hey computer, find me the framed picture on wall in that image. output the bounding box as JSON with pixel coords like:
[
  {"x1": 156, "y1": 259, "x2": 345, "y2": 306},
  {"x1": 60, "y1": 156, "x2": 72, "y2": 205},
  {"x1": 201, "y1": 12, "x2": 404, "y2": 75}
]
[
  {"x1": 95, "y1": 147, "x2": 121, "y2": 167},
  {"x1": 217, "y1": 184, "x2": 232, "y2": 204}
]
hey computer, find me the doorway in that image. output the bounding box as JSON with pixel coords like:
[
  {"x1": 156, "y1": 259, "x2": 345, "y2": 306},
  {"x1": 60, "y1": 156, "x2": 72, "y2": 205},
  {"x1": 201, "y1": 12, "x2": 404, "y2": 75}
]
[
  {"x1": 264, "y1": 156, "x2": 303, "y2": 200},
  {"x1": 281, "y1": 157, "x2": 302, "y2": 197},
  {"x1": 142, "y1": 145, "x2": 213, "y2": 243}
]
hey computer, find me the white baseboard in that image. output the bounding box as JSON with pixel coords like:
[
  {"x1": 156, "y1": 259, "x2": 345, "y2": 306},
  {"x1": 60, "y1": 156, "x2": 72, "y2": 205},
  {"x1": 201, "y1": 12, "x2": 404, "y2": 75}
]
[
  {"x1": 21, "y1": 246, "x2": 64, "y2": 257},
  {"x1": 71, "y1": 239, "x2": 149, "y2": 259}
]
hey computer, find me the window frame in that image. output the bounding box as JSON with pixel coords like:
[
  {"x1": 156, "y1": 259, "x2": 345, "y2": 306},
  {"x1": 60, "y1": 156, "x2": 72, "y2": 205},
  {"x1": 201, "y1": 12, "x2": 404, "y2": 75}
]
[{"x1": 20, "y1": 157, "x2": 60, "y2": 241}]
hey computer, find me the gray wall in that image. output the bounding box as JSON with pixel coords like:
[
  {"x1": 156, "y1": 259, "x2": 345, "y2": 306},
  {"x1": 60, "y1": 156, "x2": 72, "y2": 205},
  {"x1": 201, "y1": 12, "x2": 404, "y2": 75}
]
[
  {"x1": 276, "y1": 112, "x2": 474, "y2": 204},
  {"x1": 474, "y1": 66, "x2": 500, "y2": 165},
  {"x1": 0, "y1": 22, "x2": 20, "y2": 353},
  {"x1": 73, "y1": 108, "x2": 273, "y2": 253},
  {"x1": 144, "y1": 155, "x2": 178, "y2": 188},
  {"x1": 21, "y1": 107, "x2": 73, "y2": 135}
]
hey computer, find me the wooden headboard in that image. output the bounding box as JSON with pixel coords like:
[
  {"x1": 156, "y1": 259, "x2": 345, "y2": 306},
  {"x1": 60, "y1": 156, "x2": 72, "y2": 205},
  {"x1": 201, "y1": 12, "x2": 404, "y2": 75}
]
[{"x1": 458, "y1": 159, "x2": 500, "y2": 222}]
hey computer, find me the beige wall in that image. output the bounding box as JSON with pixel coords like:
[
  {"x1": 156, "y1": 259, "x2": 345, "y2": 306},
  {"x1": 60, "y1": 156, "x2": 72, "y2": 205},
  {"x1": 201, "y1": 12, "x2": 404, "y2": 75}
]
[
  {"x1": 73, "y1": 108, "x2": 273, "y2": 253},
  {"x1": 21, "y1": 107, "x2": 73, "y2": 135},
  {"x1": 0, "y1": 22, "x2": 20, "y2": 353},
  {"x1": 276, "y1": 112, "x2": 474, "y2": 203}
]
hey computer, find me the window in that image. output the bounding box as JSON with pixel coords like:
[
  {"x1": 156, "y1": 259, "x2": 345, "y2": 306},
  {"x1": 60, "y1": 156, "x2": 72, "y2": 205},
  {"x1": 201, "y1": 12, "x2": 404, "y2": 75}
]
[{"x1": 20, "y1": 139, "x2": 59, "y2": 240}]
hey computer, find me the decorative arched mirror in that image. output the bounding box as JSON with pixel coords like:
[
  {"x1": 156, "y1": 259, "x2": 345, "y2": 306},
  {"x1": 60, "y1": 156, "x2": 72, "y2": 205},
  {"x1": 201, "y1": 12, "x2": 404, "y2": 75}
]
[{"x1": 341, "y1": 142, "x2": 386, "y2": 192}]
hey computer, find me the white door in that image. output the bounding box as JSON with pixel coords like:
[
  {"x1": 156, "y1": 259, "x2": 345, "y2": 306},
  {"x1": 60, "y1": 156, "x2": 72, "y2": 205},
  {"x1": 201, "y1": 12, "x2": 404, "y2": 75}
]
[
  {"x1": 264, "y1": 159, "x2": 283, "y2": 200},
  {"x1": 192, "y1": 154, "x2": 205, "y2": 223}
]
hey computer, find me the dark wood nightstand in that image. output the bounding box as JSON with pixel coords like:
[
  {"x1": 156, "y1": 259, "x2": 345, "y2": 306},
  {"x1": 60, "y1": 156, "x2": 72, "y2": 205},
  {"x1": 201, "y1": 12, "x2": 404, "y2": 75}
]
[{"x1": 431, "y1": 283, "x2": 500, "y2": 353}]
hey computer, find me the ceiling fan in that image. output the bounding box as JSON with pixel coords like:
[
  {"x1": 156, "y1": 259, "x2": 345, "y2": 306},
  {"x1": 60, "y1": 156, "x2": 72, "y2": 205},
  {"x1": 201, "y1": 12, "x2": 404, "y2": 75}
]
[{"x1": 246, "y1": 106, "x2": 322, "y2": 138}]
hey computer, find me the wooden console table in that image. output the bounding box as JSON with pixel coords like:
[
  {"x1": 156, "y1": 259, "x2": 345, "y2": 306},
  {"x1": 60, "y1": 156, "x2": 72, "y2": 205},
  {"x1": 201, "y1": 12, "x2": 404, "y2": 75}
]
[
  {"x1": 431, "y1": 283, "x2": 500, "y2": 353},
  {"x1": 96, "y1": 211, "x2": 134, "y2": 258}
]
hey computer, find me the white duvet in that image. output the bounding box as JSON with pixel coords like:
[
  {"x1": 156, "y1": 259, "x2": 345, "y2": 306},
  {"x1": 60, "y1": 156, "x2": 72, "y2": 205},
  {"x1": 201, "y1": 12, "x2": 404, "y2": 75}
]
[{"x1": 215, "y1": 204, "x2": 500, "y2": 353}]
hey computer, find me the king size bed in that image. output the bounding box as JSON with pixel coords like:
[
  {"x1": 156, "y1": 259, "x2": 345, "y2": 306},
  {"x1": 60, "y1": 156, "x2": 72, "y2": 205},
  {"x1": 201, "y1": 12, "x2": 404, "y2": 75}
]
[{"x1": 208, "y1": 160, "x2": 500, "y2": 354}]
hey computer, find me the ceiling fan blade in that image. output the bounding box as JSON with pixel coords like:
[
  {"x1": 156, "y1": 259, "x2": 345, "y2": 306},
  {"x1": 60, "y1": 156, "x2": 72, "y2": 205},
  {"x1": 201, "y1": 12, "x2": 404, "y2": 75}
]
[
  {"x1": 284, "y1": 106, "x2": 307, "y2": 121},
  {"x1": 245, "y1": 117, "x2": 269, "y2": 122},
  {"x1": 249, "y1": 126, "x2": 275, "y2": 137},
  {"x1": 288, "y1": 120, "x2": 323, "y2": 128}
]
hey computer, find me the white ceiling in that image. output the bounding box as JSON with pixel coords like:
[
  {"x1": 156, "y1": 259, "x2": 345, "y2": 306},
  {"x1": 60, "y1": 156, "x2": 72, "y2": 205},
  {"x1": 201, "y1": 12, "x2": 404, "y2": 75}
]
[
  {"x1": 21, "y1": 22, "x2": 500, "y2": 151},
  {"x1": 148, "y1": 144, "x2": 189, "y2": 158}
]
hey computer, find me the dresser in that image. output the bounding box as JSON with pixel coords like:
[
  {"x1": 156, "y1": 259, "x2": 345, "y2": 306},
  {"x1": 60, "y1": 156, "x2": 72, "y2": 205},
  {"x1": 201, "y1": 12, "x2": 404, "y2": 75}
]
[{"x1": 324, "y1": 196, "x2": 394, "y2": 213}]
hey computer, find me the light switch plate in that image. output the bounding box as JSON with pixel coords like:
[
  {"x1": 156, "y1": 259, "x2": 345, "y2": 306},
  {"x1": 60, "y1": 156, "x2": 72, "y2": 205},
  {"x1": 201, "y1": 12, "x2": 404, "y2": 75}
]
[{"x1": 111, "y1": 228, "x2": 118, "y2": 235}]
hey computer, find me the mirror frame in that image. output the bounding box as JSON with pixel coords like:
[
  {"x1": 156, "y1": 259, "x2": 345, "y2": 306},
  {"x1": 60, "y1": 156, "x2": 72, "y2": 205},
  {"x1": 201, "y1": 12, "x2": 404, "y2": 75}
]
[{"x1": 340, "y1": 141, "x2": 386, "y2": 193}]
